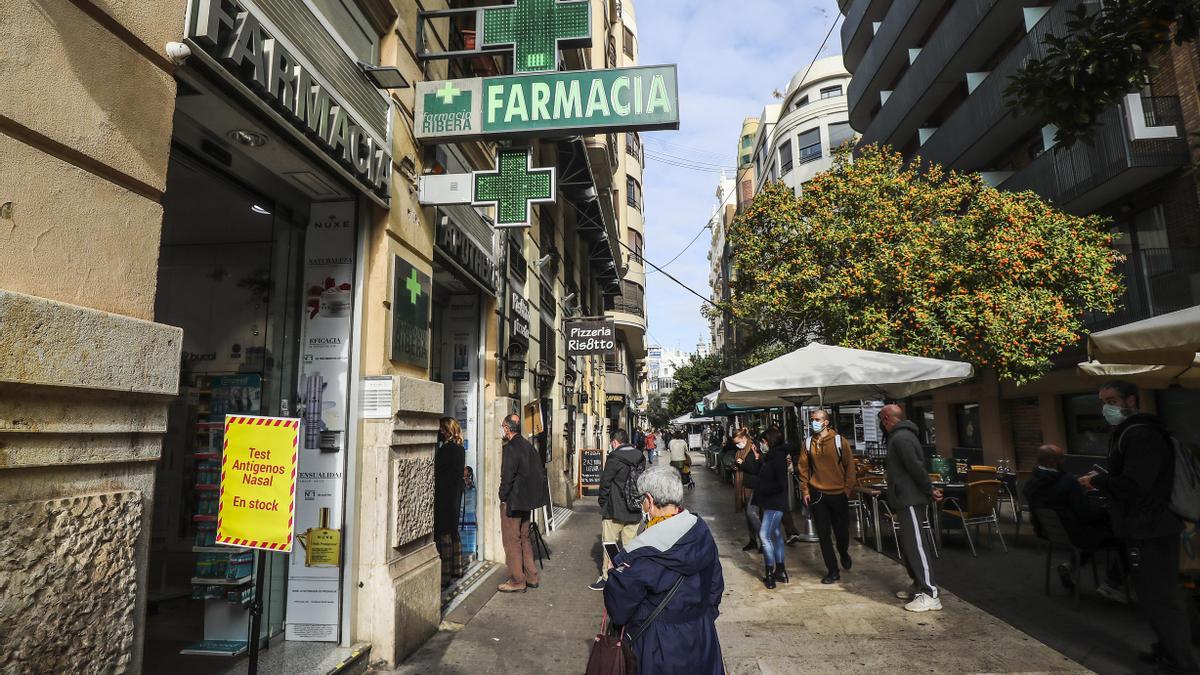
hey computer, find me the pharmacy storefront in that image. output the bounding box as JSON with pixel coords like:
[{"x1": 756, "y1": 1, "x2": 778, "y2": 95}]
[{"x1": 143, "y1": 0, "x2": 388, "y2": 666}]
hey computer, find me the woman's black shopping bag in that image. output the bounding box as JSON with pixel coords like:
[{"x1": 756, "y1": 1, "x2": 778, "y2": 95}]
[{"x1": 585, "y1": 611, "x2": 635, "y2": 675}]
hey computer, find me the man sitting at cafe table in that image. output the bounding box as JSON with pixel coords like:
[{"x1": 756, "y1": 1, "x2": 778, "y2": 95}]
[{"x1": 1024, "y1": 443, "x2": 1124, "y2": 598}]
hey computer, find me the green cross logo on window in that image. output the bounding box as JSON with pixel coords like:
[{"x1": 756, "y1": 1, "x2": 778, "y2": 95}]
[
  {"x1": 480, "y1": 0, "x2": 592, "y2": 74},
  {"x1": 472, "y1": 147, "x2": 556, "y2": 228},
  {"x1": 405, "y1": 269, "x2": 423, "y2": 304}
]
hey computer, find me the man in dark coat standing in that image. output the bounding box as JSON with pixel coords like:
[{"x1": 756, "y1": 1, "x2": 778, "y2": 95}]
[
  {"x1": 498, "y1": 413, "x2": 548, "y2": 593},
  {"x1": 880, "y1": 404, "x2": 943, "y2": 612},
  {"x1": 1080, "y1": 381, "x2": 1197, "y2": 672},
  {"x1": 591, "y1": 429, "x2": 644, "y2": 591}
]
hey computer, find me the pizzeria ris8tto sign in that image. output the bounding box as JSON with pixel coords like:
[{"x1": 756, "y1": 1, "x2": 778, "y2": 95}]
[
  {"x1": 565, "y1": 320, "x2": 616, "y2": 357},
  {"x1": 414, "y1": 65, "x2": 680, "y2": 143}
]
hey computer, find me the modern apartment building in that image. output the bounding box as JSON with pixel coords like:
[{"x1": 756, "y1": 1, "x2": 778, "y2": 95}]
[
  {"x1": 839, "y1": 0, "x2": 1200, "y2": 465},
  {"x1": 0, "y1": 0, "x2": 644, "y2": 670},
  {"x1": 602, "y1": 1, "x2": 652, "y2": 436},
  {"x1": 749, "y1": 56, "x2": 855, "y2": 195}
]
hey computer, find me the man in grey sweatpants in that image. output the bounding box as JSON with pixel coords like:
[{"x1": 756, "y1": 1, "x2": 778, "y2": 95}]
[{"x1": 880, "y1": 404, "x2": 944, "y2": 612}]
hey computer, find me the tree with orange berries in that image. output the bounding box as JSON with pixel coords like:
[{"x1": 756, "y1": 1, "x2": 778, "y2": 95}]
[{"x1": 727, "y1": 145, "x2": 1123, "y2": 383}]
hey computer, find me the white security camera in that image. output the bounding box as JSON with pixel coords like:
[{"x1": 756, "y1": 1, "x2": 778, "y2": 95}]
[{"x1": 166, "y1": 42, "x2": 192, "y2": 66}]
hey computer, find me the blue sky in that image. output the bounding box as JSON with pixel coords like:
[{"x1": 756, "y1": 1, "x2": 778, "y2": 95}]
[{"x1": 634, "y1": 0, "x2": 841, "y2": 353}]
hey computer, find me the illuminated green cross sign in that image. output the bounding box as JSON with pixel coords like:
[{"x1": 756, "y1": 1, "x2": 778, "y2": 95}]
[
  {"x1": 481, "y1": 0, "x2": 591, "y2": 74},
  {"x1": 434, "y1": 81, "x2": 463, "y2": 105},
  {"x1": 405, "y1": 269, "x2": 423, "y2": 304},
  {"x1": 473, "y1": 147, "x2": 556, "y2": 228}
]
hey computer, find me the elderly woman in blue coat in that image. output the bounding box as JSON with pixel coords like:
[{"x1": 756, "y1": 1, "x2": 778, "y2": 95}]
[{"x1": 604, "y1": 465, "x2": 725, "y2": 674}]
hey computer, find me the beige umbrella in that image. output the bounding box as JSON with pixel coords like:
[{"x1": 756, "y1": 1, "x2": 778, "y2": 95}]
[
  {"x1": 1087, "y1": 306, "x2": 1200, "y2": 366},
  {"x1": 1077, "y1": 356, "x2": 1200, "y2": 388}
]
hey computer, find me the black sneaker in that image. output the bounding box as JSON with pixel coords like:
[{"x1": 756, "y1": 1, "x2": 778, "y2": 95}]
[
  {"x1": 840, "y1": 552, "x2": 852, "y2": 571},
  {"x1": 821, "y1": 573, "x2": 840, "y2": 585},
  {"x1": 588, "y1": 577, "x2": 606, "y2": 591}
]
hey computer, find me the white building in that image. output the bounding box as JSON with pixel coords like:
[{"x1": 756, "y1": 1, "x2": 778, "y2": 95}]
[{"x1": 750, "y1": 56, "x2": 854, "y2": 196}]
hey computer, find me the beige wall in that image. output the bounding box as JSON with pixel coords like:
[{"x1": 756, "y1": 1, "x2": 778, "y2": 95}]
[{"x1": 0, "y1": 1, "x2": 186, "y2": 672}]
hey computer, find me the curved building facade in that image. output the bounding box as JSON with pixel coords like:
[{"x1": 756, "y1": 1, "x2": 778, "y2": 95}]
[{"x1": 750, "y1": 56, "x2": 854, "y2": 196}]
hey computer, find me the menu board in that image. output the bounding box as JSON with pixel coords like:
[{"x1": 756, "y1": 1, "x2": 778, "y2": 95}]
[{"x1": 580, "y1": 448, "x2": 603, "y2": 496}]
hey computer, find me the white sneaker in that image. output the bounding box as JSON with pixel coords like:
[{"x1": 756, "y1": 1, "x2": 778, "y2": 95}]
[{"x1": 904, "y1": 593, "x2": 943, "y2": 612}]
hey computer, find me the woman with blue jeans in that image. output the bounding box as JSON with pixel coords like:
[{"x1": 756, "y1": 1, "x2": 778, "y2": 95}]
[{"x1": 755, "y1": 428, "x2": 791, "y2": 589}]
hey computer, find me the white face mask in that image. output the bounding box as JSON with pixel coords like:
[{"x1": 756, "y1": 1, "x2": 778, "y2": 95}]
[
  {"x1": 1102, "y1": 403, "x2": 1131, "y2": 427},
  {"x1": 811, "y1": 420, "x2": 825, "y2": 434},
  {"x1": 736, "y1": 441, "x2": 746, "y2": 449}
]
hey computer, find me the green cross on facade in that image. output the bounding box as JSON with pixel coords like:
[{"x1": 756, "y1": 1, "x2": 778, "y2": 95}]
[
  {"x1": 405, "y1": 269, "x2": 423, "y2": 304},
  {"x1": 481, "y1": 0, "x2": 591, "y2": 74},
  {"x1": 473, "y1": 148, "x2": 556, "y2": 227},
  {"x1": 434, "y1": 81, "x2": 462, "y2": 105}
]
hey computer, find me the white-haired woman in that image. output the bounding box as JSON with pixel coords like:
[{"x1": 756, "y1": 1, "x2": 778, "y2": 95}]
[{"x1": 603, "y1": 466, "x2": 725, "y2": 674}]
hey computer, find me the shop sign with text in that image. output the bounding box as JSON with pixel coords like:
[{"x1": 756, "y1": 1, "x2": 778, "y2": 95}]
[
  {"x1": 509, "y1": 290, "x2": 531, "y2": 352},
  {"x1": 565, "y1": 320, "x2": 616, "y2": 356},
  {"x1": 187, "y1": 0, "x2": 391, "y2": 200},
  {"x1": 392, "y1": 257, "x2": 431, "y2": 367},
  {"x1": 414, "y1": 65, "x2": 680, "y2": 143},
  {"x1": 216, "y1": 415, "x2": 300, "y2": 552}
]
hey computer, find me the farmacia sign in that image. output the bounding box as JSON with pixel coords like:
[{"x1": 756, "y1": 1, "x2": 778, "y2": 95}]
[{"x1": 415, "y1": 65, "x2": 679, "y2": 142}]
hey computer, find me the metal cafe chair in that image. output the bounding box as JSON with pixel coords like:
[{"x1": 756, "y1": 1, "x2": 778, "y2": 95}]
[
  {"x1": 1033, "y1": 508, "x2": 1130, "y2": 606},
  {"x1": 939, "y1": 479, "x2": 1008, "y2": 557},
  {"x1": 880, "y1": 501, "x2": 939, "y2": 560}
]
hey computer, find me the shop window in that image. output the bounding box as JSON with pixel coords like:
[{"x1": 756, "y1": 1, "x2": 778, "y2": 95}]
[
  {"x1": 797, "y1": 128, "x2": 821, "y2": 164},
  {"x1": 778, "y1": 140, "x2": 793, "y2": 175},
  {"x1": 820, "y1": 85, "x2": 843, "y2": 99},
  {"x1": 1062, "y1": 393, "x2": 1109, "y2": 456},
  {"x1": 309, "y1": 0, "x2": 381, "y2": 63},
  {"x1": 954, "y1": 403, "x2": 982, "y2": 449},
  {"x1": 828, "y1": 121, "x2": 856, "y2": 150}
]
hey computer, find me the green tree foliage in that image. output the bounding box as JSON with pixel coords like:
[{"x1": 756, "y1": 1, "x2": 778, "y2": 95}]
[
  {"x1": 1007, "y1": 0, "x2": 1200, "y2": 146},
  {"x1": 727, "y1": 145, "x2": 1123, "y2": 383},
  {"x1": 646, "y1": 392, "x2": 672, "y2": 429},
  {"x1": 666, "y1": 351, "x2": 730, "y2": 418}
]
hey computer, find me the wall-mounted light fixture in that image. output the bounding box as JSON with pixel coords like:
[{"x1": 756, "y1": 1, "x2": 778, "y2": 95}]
[{"x1": 358, "y1": 62, "x2": 410, "y2": 89}]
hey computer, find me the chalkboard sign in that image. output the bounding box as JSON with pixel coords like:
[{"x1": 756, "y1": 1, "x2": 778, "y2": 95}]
[{"x1": 580, "y1": 448, "x2": 603, "y2": 496}]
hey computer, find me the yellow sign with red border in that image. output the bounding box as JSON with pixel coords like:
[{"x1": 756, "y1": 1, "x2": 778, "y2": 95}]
[{"x1": 216, "y1": 415, "x2": 300, "y2": 552}]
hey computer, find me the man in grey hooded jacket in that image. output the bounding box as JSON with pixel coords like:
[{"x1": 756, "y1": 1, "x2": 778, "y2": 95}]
[{"x1": 880, "y1": 404, "x2": 943, "y2": 612}]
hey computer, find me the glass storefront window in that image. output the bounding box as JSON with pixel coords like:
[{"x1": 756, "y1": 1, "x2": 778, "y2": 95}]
[{"x1": 1062, "y1": 392, "x2": 1110, "y2": 456}]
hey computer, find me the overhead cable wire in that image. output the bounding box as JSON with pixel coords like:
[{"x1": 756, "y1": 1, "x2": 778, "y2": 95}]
[{"x1": 646, "y1": 224, "x2": 709, "y2": 275}]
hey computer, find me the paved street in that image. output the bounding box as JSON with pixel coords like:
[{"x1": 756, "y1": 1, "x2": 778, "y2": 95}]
[{"x1": 385, "y1": 454, "x2": 1085, "y2": 674}]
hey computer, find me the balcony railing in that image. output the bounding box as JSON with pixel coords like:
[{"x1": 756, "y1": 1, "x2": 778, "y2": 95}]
[
  {"x1": 605, "y1": 280, "x2": 645, "y2": 317},
  {"x1": 847, "y1": 0, "x2": 921, "y2": 125},
  {"x1": 859, "y1": 0, "x2": 1007, "y2": 150},
  {"x1": 1086, "y1": 247, "x2": 1200, "y2": 331},
  {"x1": 919, "y1": 0, "x2": 1082, "y2": 170},
  {"x1": 999, "y1": 98, "x2": 1189, "y2": 213}
]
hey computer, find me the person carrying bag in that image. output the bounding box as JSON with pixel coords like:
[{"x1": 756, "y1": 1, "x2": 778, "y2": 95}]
[{"x1": 585, "y1": 576, "x2": 685, "y2": 675}]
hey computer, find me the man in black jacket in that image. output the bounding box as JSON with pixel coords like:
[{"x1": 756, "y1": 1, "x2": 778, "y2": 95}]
[
  {"x1": 590, "y1": 429, "x2": 644, "y2": 591},
  {"x1": 498, "y1": 413, "x2": 549, "y2": 593},
  {"x1": 881, "y1": 404, "x2": 943, "y2": 612},
  {"x1": 1080, "y1": 381, "x2": 1197, "y2": 672}
]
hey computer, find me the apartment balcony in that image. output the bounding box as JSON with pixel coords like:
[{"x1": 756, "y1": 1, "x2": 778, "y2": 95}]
[
  {"x1": 998, "y1": 98, "x2": 1190, "y2": 215},
  {"x1": 858, "y1": 0, "x2": 1026, "y2": 152},
  {"x1": 847, "y1": 0, "x2": 944, "y2": 131},
  {"x1": 840, "y1": 0, "x2": 891, "y2": 73},
  {"x1": 605, "y1": 279, "x2": 647, "y2": 356},
  {"x1": 584, "y1": 132, "x2": 620, "y2": 191},
  {"x1": 919, "y1": 1, "x2": 1082, "y2": 172},
  {"x1": 1085, "y1": 248, "x2": 1200, "y2": 332}
]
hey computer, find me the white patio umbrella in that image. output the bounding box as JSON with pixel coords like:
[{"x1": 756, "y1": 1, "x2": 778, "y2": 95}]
[
  {"x1": 670, "y1": 412, "x2": 715, "y2": 425},
  {"x1": 1087, "y1": 305, "x2": 1200, "y2": 366},
  {"x1": 718, "y1": 342, "x2": 974, "y2": 407},
  {"x1": 1080, "y1": 305, "x2": 1200, "y2": 387}
]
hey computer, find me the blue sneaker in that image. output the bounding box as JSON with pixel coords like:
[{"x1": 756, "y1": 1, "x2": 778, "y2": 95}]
[{"x1": 588, "y1": 577, "x2": 606, "y2": 591}]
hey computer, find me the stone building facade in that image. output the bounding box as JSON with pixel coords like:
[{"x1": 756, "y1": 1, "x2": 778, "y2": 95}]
[{"x1": 1, "y1": 0, "x2": 636, "y2": 671}]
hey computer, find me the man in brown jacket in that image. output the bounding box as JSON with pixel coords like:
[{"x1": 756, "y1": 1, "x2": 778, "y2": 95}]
[{"x1": 798, "y1": 409, "x2": 856, "y2": 584}]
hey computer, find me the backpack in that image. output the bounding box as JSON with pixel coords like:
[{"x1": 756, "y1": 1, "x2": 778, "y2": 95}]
[
  {"x1": 616, "y1": 454, "x2": 646, "y2": 514},
  {"x1": 1119, "y1": 424, "x2": 1200, "y2": 523}
]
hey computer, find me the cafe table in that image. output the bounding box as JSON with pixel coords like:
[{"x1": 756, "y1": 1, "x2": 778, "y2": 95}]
[{"x1": 852, "y1": 483, "x2": 885, "y2": 553}]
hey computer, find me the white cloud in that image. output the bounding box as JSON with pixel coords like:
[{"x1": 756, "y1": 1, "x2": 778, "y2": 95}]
[{"x1": 635, "y1": 0, "x2": 842, "y2": 352}]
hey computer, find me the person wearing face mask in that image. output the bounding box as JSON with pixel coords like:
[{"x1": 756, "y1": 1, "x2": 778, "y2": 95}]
[
  {"x1": 731, "y1": 428, "x2": 762, "y2": 552},
  {"x1": 755, "y1": 428, "x2": 792, "y2": 588},
  {"x1": 880, "y1": 404, "x2": 943, "y2": 612},
  {"x1": 798, "y1": 410, "x2": 857, "y2": 584},
  {"x1": 604, "y1": 466, "x2": 724, "y2": 674},
  {"x1": 1080, "y1": 380, "x2": 1197, "y2": 673}
]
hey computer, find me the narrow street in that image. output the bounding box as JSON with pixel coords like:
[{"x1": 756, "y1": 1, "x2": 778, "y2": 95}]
[{"x1": 386, "y1": 455, "x2": 1084, "y2": 674}]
